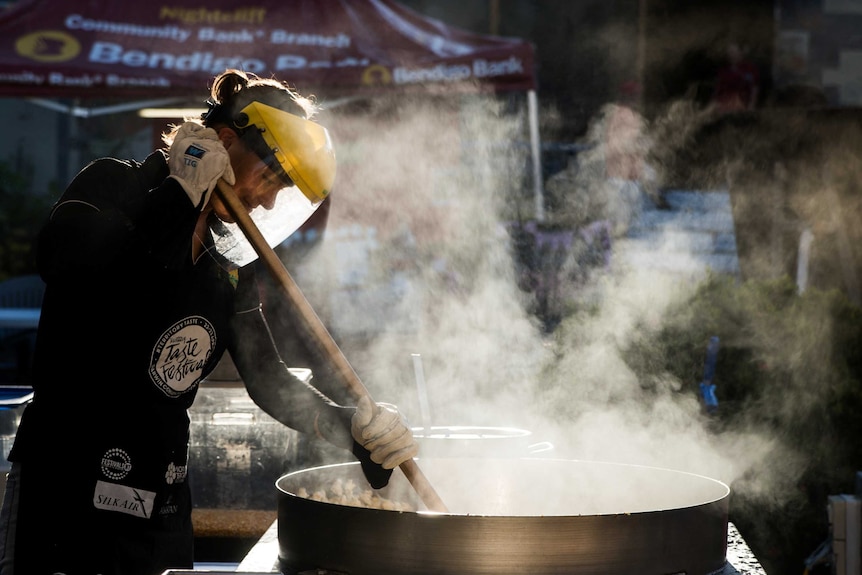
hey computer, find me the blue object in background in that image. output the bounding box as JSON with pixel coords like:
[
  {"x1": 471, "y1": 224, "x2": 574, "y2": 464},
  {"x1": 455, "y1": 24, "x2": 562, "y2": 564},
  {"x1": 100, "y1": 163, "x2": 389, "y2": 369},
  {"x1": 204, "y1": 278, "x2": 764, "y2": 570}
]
[{"x1": 699, "y1": 336, "x2": 720, "y2": 413}]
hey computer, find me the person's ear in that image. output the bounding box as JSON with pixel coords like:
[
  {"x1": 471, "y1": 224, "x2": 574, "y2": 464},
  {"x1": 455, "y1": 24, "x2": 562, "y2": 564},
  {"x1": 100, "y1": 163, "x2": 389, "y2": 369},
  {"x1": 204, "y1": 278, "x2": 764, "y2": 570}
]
[{"x1": 216, "y1": 127, "x2": 238, "y2": 149}]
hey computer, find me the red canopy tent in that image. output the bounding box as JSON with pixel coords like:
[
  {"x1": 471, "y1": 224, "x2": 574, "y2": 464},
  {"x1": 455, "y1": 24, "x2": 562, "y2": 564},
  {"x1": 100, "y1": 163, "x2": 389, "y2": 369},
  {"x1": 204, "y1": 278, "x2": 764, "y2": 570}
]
[
  {"x1": 0, "y1": 0, "x2": 534, "y2": 97},
  {"x1": 0, "y1": 0, "x2": 543, "y2": 216}
]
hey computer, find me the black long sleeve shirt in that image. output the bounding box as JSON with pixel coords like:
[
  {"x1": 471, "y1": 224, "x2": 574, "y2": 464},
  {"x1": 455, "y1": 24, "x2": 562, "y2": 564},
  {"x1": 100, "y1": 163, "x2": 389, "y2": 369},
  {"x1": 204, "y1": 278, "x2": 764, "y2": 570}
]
[{"x1": 10, "y1": 150, "x2": 353, "y2": 541}]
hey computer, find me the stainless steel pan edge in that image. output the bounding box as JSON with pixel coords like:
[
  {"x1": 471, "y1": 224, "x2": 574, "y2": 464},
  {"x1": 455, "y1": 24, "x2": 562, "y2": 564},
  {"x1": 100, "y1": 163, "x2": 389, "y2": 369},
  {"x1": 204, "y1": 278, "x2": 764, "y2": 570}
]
[{"x1": 276, "y1": 458, "x2": 730, "y2": 575}]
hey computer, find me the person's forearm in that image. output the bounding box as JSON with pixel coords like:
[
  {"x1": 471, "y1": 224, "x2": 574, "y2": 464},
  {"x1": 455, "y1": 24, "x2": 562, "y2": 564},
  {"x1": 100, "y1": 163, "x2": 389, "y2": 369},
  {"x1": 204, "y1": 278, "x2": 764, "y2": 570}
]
[{"x1": 230, "y1": 304, "x2": 355, "y2": 448}]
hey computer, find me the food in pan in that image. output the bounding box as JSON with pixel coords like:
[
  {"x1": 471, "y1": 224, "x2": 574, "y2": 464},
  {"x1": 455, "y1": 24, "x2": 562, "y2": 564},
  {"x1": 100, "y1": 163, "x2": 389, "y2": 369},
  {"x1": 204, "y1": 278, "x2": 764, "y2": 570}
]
[{"x1": 295, "y1": 478, "x2": 415, "y2": 511}]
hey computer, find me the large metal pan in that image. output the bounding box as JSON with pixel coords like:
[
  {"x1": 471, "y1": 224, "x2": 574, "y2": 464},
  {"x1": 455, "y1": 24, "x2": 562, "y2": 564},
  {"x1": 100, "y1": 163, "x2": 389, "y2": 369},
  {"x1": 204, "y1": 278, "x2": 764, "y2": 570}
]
[{"x1": 276, "y1": 457, "x2": 730, "y2": 575}]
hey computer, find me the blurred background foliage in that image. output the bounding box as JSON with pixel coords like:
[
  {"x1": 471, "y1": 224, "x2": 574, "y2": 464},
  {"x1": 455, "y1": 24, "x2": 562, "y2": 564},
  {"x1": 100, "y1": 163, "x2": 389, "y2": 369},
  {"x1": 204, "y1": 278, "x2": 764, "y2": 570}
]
[
  {"x1": 623, "y1": 274, "x2": 862, "y2": 574},
  {"x1": 0, "y1": 159, "x2": 55, "y2": 281}
]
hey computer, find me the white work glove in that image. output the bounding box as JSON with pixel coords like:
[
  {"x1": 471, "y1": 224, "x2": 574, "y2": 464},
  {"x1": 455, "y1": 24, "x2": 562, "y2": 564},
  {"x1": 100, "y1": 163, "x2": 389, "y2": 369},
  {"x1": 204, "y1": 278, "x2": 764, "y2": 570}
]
[
  {"x1": 351, "y1": 396, "x2": 419, "y2": 470},
  {"x1": 168, "y1": 122, "x2": 235, "y2": 209}
]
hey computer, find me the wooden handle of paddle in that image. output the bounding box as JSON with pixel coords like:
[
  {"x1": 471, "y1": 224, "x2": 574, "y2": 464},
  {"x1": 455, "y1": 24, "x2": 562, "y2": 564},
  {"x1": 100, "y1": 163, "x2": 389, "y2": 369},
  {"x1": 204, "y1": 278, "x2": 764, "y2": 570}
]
[{"x1": 215, "y1": 179, "x2": 448, "y2": 513}]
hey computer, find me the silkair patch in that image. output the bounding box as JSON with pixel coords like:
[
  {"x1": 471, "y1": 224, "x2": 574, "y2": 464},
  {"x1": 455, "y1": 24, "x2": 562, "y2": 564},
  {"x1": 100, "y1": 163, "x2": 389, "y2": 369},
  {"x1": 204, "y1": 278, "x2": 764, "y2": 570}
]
[{"x1": 93, "y1": 480, "x2": 155, "y2": 519}]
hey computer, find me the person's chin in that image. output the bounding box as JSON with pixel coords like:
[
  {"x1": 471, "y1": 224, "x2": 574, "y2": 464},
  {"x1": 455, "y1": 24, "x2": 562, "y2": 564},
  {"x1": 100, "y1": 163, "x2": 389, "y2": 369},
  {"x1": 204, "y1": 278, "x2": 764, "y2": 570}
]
[
  {"x1": 211, "y1": 206, "x2": 236, "y2": 224},
  {"x1": 207, "y1": 210, "x2": 234, "y2": 231}
]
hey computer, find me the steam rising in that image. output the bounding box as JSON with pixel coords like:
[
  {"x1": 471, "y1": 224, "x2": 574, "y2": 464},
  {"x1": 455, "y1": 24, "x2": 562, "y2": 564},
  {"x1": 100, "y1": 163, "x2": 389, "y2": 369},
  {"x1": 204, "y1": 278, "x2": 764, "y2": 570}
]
[{"x1": 283, "y1": 91, "x2": 824, "y2": 513}]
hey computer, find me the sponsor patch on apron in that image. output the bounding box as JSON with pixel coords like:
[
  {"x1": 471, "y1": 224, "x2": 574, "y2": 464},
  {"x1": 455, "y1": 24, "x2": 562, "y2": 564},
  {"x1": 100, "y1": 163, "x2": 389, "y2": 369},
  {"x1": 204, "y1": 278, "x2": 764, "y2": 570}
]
[{"x1": 93, "y1": 480, "x2": 156, "y2": 519}]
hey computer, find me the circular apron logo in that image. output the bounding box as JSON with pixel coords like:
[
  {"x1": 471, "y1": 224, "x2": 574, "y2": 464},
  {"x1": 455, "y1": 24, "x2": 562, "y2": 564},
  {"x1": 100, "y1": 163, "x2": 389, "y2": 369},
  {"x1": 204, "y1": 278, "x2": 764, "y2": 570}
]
[
  {"x1": 15, "y1": 31, "x2": 81, "y2": 62},
  {"x1": 149, "y1": 316, "x2": 216, "y2": 398},
  {"x1": 101, "y1": 448, "x2": 132, "y2": 480}
]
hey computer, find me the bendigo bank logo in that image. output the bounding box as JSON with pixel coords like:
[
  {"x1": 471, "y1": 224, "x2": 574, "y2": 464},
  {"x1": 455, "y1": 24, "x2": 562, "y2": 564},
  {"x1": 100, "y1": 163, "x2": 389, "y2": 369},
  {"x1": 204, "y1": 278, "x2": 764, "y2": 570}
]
[
  {"x1": 361, "y1": 64, "x2": 392, "y2": 87},
  {"x1": 15, "y1": 30, "x2": 81, "y2": 62}
]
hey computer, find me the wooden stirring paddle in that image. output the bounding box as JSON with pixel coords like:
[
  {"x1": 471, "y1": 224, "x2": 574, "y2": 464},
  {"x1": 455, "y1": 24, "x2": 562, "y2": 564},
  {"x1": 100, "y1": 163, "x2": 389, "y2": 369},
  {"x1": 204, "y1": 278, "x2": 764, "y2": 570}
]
[{"x1": 215, "y1": 179, "x2": 449, "y2": 513}]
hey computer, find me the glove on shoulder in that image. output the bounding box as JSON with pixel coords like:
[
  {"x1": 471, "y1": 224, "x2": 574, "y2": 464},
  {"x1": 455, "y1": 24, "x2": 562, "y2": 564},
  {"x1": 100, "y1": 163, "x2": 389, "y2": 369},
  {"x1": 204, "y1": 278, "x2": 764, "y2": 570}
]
[{"x1": 167, "y1": 122, "x2": 235, "y2": 209}]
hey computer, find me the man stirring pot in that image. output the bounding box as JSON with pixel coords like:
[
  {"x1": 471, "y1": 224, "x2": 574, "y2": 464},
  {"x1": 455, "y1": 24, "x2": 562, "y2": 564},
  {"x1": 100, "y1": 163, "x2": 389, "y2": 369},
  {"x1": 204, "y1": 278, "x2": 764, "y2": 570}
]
[{"x1": 0, "y1": 69, "x2": 418, "y2": 575}]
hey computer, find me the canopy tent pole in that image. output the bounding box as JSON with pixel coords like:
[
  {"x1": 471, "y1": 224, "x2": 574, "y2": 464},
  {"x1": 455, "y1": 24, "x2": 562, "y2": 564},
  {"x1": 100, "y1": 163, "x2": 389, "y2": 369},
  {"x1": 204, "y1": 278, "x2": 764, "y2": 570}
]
[
  {"x1": 27, "y1": 97, "x2": 186, "y2": 118},
  {"x1": 528, "y1": 89, "x2": 544, "y2": 222}
]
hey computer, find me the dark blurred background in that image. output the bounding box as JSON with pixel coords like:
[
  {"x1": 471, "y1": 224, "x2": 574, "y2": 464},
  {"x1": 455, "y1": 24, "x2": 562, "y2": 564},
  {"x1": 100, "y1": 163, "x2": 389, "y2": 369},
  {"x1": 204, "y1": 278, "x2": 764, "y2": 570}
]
[{"x1": 2, "y1": 1, "x2": 861, "y2": 574}]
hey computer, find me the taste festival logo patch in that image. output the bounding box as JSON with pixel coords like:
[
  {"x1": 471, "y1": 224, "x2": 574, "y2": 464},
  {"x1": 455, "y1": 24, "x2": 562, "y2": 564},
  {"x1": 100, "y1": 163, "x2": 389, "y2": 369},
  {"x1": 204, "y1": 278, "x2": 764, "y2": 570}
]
[{"x1": 149, "y1": 316, "x2": 216, "y2": 398}]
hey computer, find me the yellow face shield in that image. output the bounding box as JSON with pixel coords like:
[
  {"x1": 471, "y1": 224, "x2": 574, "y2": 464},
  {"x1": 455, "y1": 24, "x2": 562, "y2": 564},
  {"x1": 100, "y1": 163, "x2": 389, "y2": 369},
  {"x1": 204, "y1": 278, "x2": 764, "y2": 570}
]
[
  {"x1": 204, "y1": 102, "x2": 336, "y2": 269},
  {"x1": 236, "y1": 101, "x2": 336, "y2": 204}
]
